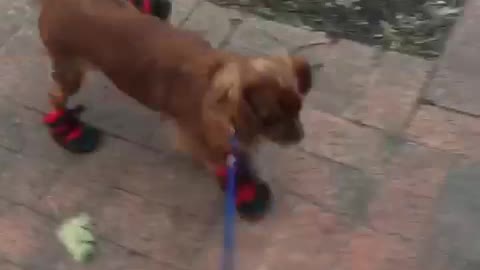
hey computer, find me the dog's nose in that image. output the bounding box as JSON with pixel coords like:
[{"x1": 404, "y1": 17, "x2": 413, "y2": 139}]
[
  {"x1": 292, "y1": 120, "x2": 305, "y2": 140},
  {"x1": 282, "y1": 124, "x2": 304, "y2": 144},
  {"x1": 297, "y1": 127, "x2": 305, "y2": 141},
  {"x1": 291, "y1": 128, "x2": 304, "y2": 143}
]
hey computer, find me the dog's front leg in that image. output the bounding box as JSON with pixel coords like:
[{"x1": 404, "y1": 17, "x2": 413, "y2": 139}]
[{"x1": 211, "y1": 149, "x2": 272, "y2": 221}]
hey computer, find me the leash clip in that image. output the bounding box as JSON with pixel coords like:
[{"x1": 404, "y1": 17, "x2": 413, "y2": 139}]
[{"x1": 227, "y1": 134, "x2": 239, "y2": 168}]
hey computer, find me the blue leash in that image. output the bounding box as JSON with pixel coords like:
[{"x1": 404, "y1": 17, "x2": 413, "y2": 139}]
[{"x1": 222, "y1": 136, "x2": 238, "y2": 270}]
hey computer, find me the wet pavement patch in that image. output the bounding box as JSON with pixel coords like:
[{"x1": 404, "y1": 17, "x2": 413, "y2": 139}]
[{"x1": 427, "y1": 162, "x2": 480, "y2": 270}]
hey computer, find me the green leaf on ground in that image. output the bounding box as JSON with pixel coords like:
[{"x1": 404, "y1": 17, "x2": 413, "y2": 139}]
[{"x1": 57, "y1": 213, "x2": 96, "y2": 263}]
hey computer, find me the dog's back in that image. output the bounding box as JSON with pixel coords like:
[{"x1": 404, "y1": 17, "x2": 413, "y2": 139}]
[{"x1": 38, "y1": 0, "x2": 215, "y2": 110}]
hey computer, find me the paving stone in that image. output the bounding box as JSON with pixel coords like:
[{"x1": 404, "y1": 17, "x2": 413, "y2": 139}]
[
  {"x1": 344, "y1": 52, "x2": 433, "y2": 131},
  {"x1": 194, "y1": 195, "x2": 351, "y2": 270},
  {"x1": 91, "y1": 189, "x2": 213, "y2": 268},
  {"x1": 15, "y1": 108, "x2": 73, "y2": 164},
  {"x1": 51, "y1": 239, "x2": 179, "y2": 270},
  {"x1": 112, "y1": 151, "x2": 221, "y2": 218},
  {"x1": 334, "y1": 228, "x2": 420, "y2": 270},
  {"x1": 369, "y1": 142, "x2": 454, "y2": 241},
  {"x1": 0, "y1": 147, "x2": 15, "y2": 175},
  {"x1": 0, "y1": 198, "x2": 13, "y2": 215},
  {"x1": 182, "y1": 1, "x2": 242, "y2": 48},
  {"x1": 0, "y1": 0, "x2": 32, "y2": 48},
  {"x1": 407, "y1": 105, "x2": 480, "y2": 160},
  {"x1": 296, "y1": 40, "x2": 377, "y2": 117},
  {"x1": 270, "y1": 148, "x2": 338, "y2": 210},
  {"x1": 424, "y1": 0, "x2": 480, "y2": 116},
  {"x1": 37, "y1": 127, "x2": 211, "y2": 220},
  {"x1": 0, "y1": 98, "x2": 75, "y2": 165},
  {"x1": 273, "y1": 147, "x2": 376, "y2": 224},
  {"x1": 193, "y1": 213, "x2": 279, "y2": 270},
  {"x1": 0, "y1": 204, "x2": 63, "y2": 270},
  {"x1": 0, "y1": 261, "x2": 24, "y2": 270},
  {"x1": 0, "y1": 9, "x2": 39, "y2": 57},
  {"x1": 333, "y1": 165, "x2": 377, "y2": 225},
  {"x1": 0, "y1": 97, "x2": 24, "y2": 151},
  {"x1": 35, "y1": 136, "x2": 160, "y2": 218},
  {"x1": 300, "y1": 107, "x2": 387, "y2": 173},
  {"x1": 227, "y1": 17, "x2": 327, "y2": 54},
  {"x1": 146, "y1": 119, "x2": 175, "y2": 151},
  {"x1": 261, "y1": 197, "x2": 351, "y2": 270},
  {"x1": 0, "y1": 22, "x2": 50, "y2": 112},
  {"x1": 171, "y1": 0, "x2": 201, "y2": 26},
  {"x1": 0, "y1": 154, "x2": 63, "y2": 208},
  {"x1": 424, "y1": 161, "x2": 480, "y2": 270},
  {"x1": 333, "y1": 143, "x2": 454, "y2": 270},
  {"x1": 36, "y1": 174, "x2": 107, "y2": 221}
]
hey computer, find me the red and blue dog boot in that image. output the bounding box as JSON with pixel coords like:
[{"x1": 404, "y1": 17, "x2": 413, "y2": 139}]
[
  {"x1": 216, "y1": 151, "x2": 272, "y2": 221},
  {"x1": 43, "y1": 106, "x2": 101, "y2": 154},
  {"x1": 130, "y1": 0, "x2": 172, "y2": 20}
]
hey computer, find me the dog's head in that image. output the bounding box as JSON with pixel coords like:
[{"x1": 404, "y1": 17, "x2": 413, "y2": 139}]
[{"x1": 205, "y1": 54, "x2": 312, "y2": 146}]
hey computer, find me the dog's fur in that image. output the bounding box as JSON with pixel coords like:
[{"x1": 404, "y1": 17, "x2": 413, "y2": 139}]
[{"x1": 38, "y1": 0, "x2": 312, "y2": 168}]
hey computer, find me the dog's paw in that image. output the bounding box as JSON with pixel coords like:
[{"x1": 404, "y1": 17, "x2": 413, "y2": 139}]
[
  {"x1": 236, "y1": 180, "x2": 272, "y2": 221},
  {"x1": 54, "y1": 123, "x2": 102, "y2": 154},
  {"x1": 44, "y1": 107, "x2": 102, "y2": 154}
]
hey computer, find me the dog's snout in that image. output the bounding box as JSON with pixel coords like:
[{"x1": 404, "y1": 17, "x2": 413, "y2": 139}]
[
  {"x1": 287, "y1": 124, "x2": 304, "y2": 143},
  {"x1": 275, "y1": 119, "x2": 304, "y2": 145}
]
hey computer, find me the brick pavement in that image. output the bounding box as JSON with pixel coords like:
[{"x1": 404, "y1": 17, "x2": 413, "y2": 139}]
[{"x1": 0, "y1": 0, "x2": 479, "y2": 269}]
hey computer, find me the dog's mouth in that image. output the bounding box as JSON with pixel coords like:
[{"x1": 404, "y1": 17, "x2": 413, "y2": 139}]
[
  {"x1": 274, "y1": 133, "x2": 304, "y2": 145},
  {"x1": 264, "y1": 125, "x2": 305, "y2": 146}
]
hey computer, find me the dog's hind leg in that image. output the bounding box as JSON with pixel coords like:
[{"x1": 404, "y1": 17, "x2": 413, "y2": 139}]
[{"x1": 43, "y1": 55, "x2": 102, "y2": 153}]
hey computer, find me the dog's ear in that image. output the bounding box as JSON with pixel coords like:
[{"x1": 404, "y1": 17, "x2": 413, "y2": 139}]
[{"x1": 290, "y1": 56, "x2": 312, "y2": 95}]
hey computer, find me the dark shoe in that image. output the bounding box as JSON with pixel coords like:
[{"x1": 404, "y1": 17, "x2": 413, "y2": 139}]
[
  {"x1": 44, "y1": 106, "x2": 102, "y2": 154},
  {"x1": 235, "y1": 180, "x2": 272, "y2": 221},
  {"x1": 215, "y1": 154, "x2": 272, "y2": 221}
]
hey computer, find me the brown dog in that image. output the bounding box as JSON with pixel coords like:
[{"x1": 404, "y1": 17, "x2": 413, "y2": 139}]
[{"x1": 38, "y1": 0, "x2": 312, "y2": 218}]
